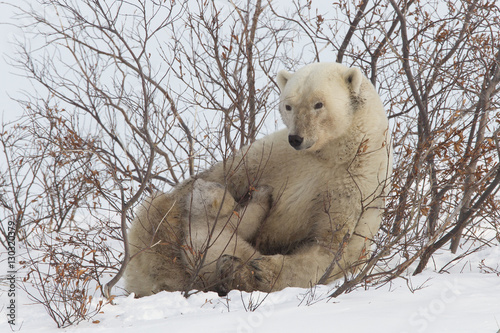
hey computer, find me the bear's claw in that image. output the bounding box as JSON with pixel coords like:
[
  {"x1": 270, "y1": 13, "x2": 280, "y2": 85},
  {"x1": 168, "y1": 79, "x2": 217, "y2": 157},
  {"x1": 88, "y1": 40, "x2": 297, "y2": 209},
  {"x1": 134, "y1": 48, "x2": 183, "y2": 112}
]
[{"x1": 215, "y1": 255, "x2": 257, "y2": 296}]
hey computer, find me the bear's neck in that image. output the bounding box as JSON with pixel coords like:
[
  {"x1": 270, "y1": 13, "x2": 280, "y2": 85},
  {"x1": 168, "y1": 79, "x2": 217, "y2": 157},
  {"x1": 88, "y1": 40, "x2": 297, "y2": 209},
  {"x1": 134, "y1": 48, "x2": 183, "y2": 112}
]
[{"x1": 312, "y1": 124, "x2": 373, "y2": 165}]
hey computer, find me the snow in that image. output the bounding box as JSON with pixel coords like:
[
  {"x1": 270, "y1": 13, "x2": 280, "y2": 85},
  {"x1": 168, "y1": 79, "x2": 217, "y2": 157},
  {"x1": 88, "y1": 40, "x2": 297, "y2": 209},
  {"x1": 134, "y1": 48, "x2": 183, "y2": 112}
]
[{"x1": 2, "y1": 245, "x2": 500, "y2": 333}]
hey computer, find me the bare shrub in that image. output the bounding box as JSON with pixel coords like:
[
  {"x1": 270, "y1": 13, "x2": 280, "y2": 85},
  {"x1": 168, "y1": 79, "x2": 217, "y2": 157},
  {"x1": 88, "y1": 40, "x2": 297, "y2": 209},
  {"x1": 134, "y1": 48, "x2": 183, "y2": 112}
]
[
  {"x1": 20, "y1": 221, "x2": 119, "y2": 327},
  {"x1": 0, "y1": 0, "x2": 499, "y2": 326}
]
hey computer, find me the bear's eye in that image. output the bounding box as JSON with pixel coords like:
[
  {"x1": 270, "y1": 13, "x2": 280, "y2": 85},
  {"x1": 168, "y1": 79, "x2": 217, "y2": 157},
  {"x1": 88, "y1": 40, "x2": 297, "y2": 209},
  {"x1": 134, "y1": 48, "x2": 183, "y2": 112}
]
[
  {"x1": 314, "y1": 102, "x2": 323, "y2": 110},
  {"x1": 285, "y1": 105, "x2": 292, "y2": 111}
]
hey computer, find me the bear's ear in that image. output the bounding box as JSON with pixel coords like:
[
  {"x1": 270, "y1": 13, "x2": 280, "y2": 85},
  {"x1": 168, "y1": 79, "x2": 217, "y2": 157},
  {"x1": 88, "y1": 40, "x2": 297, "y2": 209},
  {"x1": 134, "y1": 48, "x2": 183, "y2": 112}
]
[
  {"x1": 276, "y1": 70, "x2": 292, "y2": 91},
  {"x1": 344, "y1": 67, "x2": 363, "y2": 95}
]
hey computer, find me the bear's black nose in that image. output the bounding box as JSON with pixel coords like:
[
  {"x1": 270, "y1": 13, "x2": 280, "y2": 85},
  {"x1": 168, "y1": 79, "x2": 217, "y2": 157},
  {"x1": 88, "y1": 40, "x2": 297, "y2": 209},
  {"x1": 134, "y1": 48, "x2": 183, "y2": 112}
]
[{"x1": 288, "y1": 135, "x2": 303, "y2": 148}]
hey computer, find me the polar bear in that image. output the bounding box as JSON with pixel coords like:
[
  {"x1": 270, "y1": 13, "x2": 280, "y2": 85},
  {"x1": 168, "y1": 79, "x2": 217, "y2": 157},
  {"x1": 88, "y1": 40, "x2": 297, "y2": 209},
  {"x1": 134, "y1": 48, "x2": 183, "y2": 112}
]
[
  {"x1": 124, "y1": 179, "x2": 272, "y2": 296},
  {"x1": 124, "y1": 62, "x2": 392, "y2": 296},
  {"x1": 181, "y1": 179, "x2": 272, "y2": 293}
]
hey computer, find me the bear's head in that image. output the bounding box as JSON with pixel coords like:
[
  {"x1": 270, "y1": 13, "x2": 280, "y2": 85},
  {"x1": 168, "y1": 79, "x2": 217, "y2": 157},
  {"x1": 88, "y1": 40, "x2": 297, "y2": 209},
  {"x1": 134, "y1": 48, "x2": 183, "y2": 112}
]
[
  {"x1": 276, "y1": 62, "x2": 365, "y2": 151},
  {"x1": 186, "y1": 179, "x2": 235, "y2": 218}
]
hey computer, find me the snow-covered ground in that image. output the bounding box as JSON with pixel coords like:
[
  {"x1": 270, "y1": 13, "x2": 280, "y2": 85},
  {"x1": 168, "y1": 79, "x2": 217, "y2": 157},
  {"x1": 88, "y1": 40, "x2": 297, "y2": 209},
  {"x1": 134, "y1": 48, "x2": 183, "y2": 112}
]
[{"x1": 2, "y1": 244, "x2": 500, "y2": 333}]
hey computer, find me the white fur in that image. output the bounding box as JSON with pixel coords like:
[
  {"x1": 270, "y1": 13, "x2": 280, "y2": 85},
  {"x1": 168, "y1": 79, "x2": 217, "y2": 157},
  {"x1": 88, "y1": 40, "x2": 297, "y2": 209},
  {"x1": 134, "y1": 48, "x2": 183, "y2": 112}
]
[
  {"x1": 202, "y1": 62, "x2": 392, "y2": 291},
  {"x1": 181, "y1": 179, "x2": 271, "y2": 290},
  {"x1": 124, "y1": 62, "x2": 392, "y2": 295}
]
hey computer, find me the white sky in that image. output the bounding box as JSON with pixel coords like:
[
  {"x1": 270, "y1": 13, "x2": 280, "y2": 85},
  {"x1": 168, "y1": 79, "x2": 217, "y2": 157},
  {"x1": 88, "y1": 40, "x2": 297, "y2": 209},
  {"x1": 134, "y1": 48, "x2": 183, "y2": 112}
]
[
  {"x1": 0, "y1": 2, "x2": 20, "y2": 122},
  {"x1": 0, "y1": 1, "x2": 27, "y2": 123}
]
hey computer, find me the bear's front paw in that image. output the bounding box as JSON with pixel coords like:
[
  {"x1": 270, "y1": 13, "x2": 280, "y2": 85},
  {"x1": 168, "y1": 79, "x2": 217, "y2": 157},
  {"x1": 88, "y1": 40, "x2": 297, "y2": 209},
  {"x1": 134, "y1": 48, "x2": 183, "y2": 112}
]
[
  {"x1": 215, "y1": 255, "x2": 257, "y2": 296},
  {"x1": 249, "y1": 254, "x2": 284, "y2": 292}
]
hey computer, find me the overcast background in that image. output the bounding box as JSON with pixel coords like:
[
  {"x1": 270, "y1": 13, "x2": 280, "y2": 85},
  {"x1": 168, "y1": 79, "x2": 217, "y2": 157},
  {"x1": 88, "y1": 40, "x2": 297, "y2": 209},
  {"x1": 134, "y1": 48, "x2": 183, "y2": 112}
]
[{"x1": 1, "y1": 2, "x2": 24, "y2": 123}]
